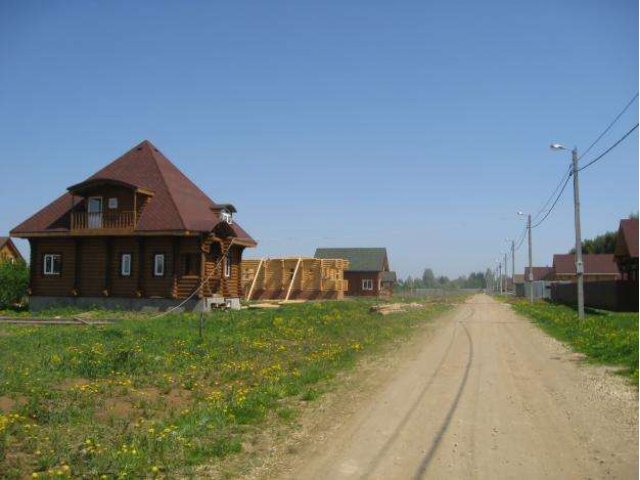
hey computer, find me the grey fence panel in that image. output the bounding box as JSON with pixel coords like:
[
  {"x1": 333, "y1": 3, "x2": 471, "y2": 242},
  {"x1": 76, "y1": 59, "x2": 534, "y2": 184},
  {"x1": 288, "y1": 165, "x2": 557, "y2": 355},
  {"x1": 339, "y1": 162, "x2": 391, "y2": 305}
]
[{"x1": 550, "y1": 281, "x2": 638, "y2": 312}]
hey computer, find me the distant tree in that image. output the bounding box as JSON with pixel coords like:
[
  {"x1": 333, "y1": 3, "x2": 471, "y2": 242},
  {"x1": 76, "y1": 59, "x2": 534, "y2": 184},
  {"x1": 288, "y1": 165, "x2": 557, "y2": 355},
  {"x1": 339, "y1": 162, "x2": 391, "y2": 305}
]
[
  {"x1": 570, "y1": 230, "x2": 617, "y2": 254},
  {"x1": 437, "y1": 275, "x2": 449, "y2": 286},
  {"x1": 0, "y1": 260, "x2": 29, "y2": 308},
  {"x1": 465, "y1": 272, "x2": 486, "y2": 289},
  {"x1": 422, "y1": 268, "x2": 436, "y2": 288}
]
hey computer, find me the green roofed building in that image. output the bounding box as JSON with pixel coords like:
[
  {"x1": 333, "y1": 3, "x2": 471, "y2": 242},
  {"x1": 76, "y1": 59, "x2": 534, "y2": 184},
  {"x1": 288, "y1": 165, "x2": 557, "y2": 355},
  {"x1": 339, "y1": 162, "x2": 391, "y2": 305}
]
[{"x1": 314, "y1": 247, "x2": 396, "y2": 297}]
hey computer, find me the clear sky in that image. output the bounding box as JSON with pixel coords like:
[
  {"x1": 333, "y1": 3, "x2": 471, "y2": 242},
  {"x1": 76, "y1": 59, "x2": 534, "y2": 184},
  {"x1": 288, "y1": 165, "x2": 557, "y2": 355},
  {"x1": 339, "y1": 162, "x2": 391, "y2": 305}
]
[{"x1": 0, "y1": 0, "x2": 637, "y2": 278}]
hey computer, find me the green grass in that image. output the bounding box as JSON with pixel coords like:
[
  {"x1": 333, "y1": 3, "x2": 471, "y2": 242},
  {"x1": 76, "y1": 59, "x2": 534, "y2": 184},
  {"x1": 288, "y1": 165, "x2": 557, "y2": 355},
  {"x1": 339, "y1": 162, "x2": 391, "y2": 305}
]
[
  {"x1": 0, "y1": 298, "x2": 452, "y2": 479},
  {"x1": 508, "y1": 299, "x2": 639, "y2": 384}
]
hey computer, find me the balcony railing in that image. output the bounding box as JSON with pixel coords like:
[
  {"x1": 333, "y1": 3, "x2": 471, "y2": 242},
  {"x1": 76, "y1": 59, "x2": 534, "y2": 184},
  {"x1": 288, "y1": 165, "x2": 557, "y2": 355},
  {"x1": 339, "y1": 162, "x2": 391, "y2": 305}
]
[{"x1": 70, "y1": 211, "x2": 136, "y2": 232}]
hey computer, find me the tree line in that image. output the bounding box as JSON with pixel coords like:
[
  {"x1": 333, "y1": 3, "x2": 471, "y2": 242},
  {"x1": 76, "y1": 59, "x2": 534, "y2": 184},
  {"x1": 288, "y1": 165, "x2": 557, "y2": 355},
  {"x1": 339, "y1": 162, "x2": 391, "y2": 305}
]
[
  {"x1": 569, "y1": 213, "x2": 637, "y2": 255},
  {"x1": 397, "y1": 268, "x2": 495, "y2": 291}
]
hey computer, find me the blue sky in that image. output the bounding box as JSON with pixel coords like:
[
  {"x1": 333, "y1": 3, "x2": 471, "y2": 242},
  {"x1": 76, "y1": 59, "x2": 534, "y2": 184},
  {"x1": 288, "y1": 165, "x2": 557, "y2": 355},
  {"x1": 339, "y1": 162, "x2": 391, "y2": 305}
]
[{"x1": 0, "y1": 0, "x2": 637, "y2": 278}]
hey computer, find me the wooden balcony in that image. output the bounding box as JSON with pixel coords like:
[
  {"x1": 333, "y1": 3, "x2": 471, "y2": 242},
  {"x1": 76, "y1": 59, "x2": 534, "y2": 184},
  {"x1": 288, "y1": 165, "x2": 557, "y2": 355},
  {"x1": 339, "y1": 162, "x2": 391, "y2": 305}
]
[{"x1": 70, "y1": 211, "x2": 136, "y2": 233}]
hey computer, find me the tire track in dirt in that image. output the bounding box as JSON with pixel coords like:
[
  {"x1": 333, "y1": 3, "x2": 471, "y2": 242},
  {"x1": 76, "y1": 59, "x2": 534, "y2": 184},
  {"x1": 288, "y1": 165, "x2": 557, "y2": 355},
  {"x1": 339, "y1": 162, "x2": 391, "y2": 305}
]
[
  {"x1": 252, "y1": 295, "x2": 637, "y2": 480},
  {"x1": 361, "y1": 308, "x2": 475, "y2": 479},
  {"x1": 412, "y1": 318, "x2": 474, "y2": 480}
]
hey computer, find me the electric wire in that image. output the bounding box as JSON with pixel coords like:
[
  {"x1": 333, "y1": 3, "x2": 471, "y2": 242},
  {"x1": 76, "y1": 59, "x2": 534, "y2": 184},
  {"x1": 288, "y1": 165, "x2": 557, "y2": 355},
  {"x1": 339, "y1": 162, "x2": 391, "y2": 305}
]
[
  {"x1": 579, "y1": 93, "x2": 638, "y2": 160},
  {"x1": 532, "y1": 165, "x2": 572, "y2": 223},
  {"x1": 514, "y1": 226, "x2": 527, "y2": 251},
  {"x1": 578, "y1": 123, "x2": 639, "y2": 173},
  {"x1": 496, "y1": 95, "x2": 638, "y2": 271},
  {"x1": 531, "y1": 174, "x2": 572, "y2": 229}
]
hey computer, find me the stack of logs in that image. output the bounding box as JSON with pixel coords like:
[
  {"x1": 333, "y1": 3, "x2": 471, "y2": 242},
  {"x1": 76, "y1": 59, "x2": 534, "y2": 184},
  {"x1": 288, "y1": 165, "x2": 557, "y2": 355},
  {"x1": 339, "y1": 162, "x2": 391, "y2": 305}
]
[
  {"x1": 369, "y1": 303, "x2": 424, "y2": 315},
  {"x1": 241, "y1": 257, "x2": 349, "y2": 301}
]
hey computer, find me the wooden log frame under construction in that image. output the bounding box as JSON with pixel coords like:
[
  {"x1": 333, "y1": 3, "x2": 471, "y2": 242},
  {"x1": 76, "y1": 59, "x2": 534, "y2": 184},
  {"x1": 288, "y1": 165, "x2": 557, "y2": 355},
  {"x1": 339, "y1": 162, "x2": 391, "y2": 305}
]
[{"x1": 241, "y1": 257, "x2": 350, "y2": 301}]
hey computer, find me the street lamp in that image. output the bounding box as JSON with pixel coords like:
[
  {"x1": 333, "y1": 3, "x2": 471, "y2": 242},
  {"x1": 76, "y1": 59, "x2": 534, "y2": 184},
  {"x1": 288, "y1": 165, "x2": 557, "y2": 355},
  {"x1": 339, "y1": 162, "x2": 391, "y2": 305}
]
[
  {"x1": 503, "y1": 238, "x2": 511, "y2": 295},
  {"x1": 550, "y1": 143, "x2": 584, "y2": 319},
  {"x1": 518, "y1": 211, "x2": 534, "y2": 303},
  {"x1": 506, "y1": 237, "x2": 515, "y2": 294}
]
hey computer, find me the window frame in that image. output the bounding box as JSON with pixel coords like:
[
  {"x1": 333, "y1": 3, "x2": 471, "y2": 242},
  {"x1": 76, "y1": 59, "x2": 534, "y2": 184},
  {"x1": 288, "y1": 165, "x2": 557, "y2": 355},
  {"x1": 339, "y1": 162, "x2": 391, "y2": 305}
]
[
  {"x1": 224, "y1": 250, "x2": 232, "y2": 278},
  {"x1": 120, "y1": 253, "x2": 132, "y2": 277},
  {"x1": 108, "y1": 197, "x2": 118, "y2": 209},
  {"x1": 153, "y1": 253, "x2": 166, "y2": 277},
  {"x1": 182, "y1": 253, "x2": 200, "y2": 277},
  {"x1": 362, "y1": 278, "x2": 374, "y2": 291},
  {"x1": 43, "y1": 253, "x2": 62, "y2": 276}
]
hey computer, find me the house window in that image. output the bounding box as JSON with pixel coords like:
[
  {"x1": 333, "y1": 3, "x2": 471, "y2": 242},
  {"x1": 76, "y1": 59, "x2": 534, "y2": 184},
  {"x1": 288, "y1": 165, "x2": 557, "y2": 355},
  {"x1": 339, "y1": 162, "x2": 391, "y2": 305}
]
[
  {"x1": 120, "y1": 253, "x2": 132, "y2": 276},
  {"x1": 362, "y1": 279, "x2": 373, "y2": 291},
  {"x1": 182, "y1": 253, "x2": 200, "y2": 276},
  {"x1": 43, "y1": 254, "x2": 62, "y2": 275},
  {"x1": 154, "y1": 254, "x2": 165, "y2": 277},
  {"x1": 224, "y1": 250, "x2": 232, "y2": 278},
  {"x1": 108, "y1": 198, "x2": 118, "y2": 209}
]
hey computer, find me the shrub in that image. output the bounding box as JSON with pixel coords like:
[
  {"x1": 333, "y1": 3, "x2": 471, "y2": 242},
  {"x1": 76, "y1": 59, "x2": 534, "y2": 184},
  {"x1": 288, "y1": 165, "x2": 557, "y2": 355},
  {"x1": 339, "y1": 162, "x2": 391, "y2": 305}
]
[{"x1": 0, "y1": 260, "x2": 29, "y2": 308}]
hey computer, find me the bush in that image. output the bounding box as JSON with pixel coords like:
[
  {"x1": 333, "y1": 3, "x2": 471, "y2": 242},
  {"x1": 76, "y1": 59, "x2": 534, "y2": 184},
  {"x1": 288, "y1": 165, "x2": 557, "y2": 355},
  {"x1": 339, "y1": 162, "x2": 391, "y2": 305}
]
[{"x1": 0, "y1": 260, "x2": 29, "y2": 308}]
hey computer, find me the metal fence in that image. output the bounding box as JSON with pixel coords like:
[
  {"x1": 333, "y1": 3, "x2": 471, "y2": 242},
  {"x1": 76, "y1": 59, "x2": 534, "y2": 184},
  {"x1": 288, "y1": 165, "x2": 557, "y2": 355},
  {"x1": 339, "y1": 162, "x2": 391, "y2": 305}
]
[
  {"x1": 515, "y1": 281, "x2": 551, "y2": 300},
  {"x1": 551, "y1": 281, "x2": 638, "y2": 312}
]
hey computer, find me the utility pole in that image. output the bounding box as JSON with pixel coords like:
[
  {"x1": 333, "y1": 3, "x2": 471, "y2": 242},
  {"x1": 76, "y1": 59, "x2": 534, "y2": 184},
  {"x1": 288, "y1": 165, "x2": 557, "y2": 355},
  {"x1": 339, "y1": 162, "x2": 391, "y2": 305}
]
[
  {"x1": 511, "y1": 240, "x2": 515, "y2": 294},
  {"x1": 572, "y1": 148, "x2": 585, "y2": 319},
  {"x1": 504, "y1": 252, "x2": 508, "y2": 294},
  {"x1": 527, "y1": 214, "x2": 533, "y2": 304},
  {"x1": 498, "y1": 263, "x2": 503, "y2": 295}
]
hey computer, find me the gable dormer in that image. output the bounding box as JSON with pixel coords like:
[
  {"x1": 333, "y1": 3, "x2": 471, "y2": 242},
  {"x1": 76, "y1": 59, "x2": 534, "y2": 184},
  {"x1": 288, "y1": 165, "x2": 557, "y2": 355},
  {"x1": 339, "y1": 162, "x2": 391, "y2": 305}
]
[{"x1": 67, "y1": 178, "x2": 154, "y2": 232}]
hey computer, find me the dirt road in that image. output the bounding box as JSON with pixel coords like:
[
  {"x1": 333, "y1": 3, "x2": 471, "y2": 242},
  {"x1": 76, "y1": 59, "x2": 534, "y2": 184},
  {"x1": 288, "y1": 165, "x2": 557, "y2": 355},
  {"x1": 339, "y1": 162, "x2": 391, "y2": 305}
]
[{"x1": 259, "y1": 294, "x2": 638, "y2": 480}]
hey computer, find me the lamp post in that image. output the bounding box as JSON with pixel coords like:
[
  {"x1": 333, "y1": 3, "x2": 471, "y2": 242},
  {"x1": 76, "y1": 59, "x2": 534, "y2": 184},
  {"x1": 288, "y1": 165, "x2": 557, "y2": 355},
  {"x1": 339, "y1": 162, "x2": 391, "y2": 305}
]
[
  {"x1": 518, "y1": 211, "x2": 533, "y2": 303},
  {"x1": 511, "y1": 239, "x2": 515, "y2": 294},
  {"x1": 504, "y1": 238, "x2": 514, "y2": 295},
  {"x1": 551, "y1": 144, "x2": 584, "y2": 319}
]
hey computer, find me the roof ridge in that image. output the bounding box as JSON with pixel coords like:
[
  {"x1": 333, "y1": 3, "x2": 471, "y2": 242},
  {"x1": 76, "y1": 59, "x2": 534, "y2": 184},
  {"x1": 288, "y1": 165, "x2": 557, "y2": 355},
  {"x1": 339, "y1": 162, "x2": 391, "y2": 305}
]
[{"x1": 146, "y1": 142, "x2": 187, "y2": 231}]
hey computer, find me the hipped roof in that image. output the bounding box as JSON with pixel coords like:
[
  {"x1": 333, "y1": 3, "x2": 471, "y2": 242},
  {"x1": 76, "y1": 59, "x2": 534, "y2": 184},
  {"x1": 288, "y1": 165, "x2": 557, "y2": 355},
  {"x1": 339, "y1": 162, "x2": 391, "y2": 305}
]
[
  {"x1": 552, "y1": 254, "x2": 620, "y2": 275},
  {"x1": 11, "y1": 140, "x2": 255, "y2": 245},
  {"x1": 523, "y1": 267, "x2": 554, "y2": 281}
]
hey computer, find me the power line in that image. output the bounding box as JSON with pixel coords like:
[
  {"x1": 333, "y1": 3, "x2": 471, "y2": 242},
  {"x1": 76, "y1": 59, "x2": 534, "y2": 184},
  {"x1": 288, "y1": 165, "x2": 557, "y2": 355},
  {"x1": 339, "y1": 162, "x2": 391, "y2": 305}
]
[
  {"x1": 498, "y1": 96, "x2": 639, "y2": 266},
  {"x1": 531, "y1": 173, "x2": 572, "y2": 229},
  {"x1": 514, "y1": 226, "x2": 527, "y2": 251},
  {"x1": 532, "y1": 165, "x2": 572, "y2": 222},
  {"x1": 579, "y1": 92, "x2": 638, "y2": 160},
  {"x1": 578, "y1": 123, "x2": 639, "y2": 173},
  {"x1": 530, "y1": 122, "x2": 638, "y2": 229}
]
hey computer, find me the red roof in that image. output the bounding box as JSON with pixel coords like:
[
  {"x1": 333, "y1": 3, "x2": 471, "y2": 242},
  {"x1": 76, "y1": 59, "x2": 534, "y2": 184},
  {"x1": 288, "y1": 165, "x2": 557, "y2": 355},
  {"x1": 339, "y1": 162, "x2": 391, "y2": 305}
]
[
  {"x1": 11, "y1": 141, "x2": 255, "y2": 245},
  {"x1": 615, "y1": 218, "x2": 638, "y2": 259},
  {"x1": 523, "y1": 266, "x2": 554, "y2": 281},
  {"x1": 552, "y1": 254, "x2": 620, "y2": 276}
]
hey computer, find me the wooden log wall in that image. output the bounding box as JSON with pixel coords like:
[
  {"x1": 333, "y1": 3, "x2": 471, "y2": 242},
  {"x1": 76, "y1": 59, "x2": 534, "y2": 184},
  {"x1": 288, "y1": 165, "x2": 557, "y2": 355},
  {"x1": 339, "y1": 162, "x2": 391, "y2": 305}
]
[{"x1": 241, "y1": 257, "x2": 349, "y2": 300}]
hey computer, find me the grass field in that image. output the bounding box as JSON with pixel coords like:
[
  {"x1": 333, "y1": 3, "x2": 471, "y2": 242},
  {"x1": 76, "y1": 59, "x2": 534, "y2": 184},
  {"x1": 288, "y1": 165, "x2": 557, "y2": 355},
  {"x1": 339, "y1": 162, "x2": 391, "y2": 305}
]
[
  {"x1": 508, "y1": 299, "x2": 639, "y2": 384},
  {"x1": 0, "y1": 298, "x2": 455, "y2": 479}
]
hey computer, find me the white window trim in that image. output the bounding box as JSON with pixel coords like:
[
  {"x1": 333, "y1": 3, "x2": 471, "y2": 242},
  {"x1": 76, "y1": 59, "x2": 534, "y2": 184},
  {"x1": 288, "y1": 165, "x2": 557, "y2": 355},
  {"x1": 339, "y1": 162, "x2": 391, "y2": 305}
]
[
  {"x1": 362, "y1": 279, "x2": 373, "y2": 291},
  {"x1": 43, "y1": 254, "x2": 61, "y2": 275},
  {"x1": 108, "y1": 197, "x2": 118, "y2": 209},
  {"x1": 121, "y1": 253, "x2": 132, "y2": 277},
  {"x1": 224, "y1": 251, "x2": 232, "y2": 278},
  {"x1": 154, "y1": 254, "x2": 165, "y2": 277}
]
